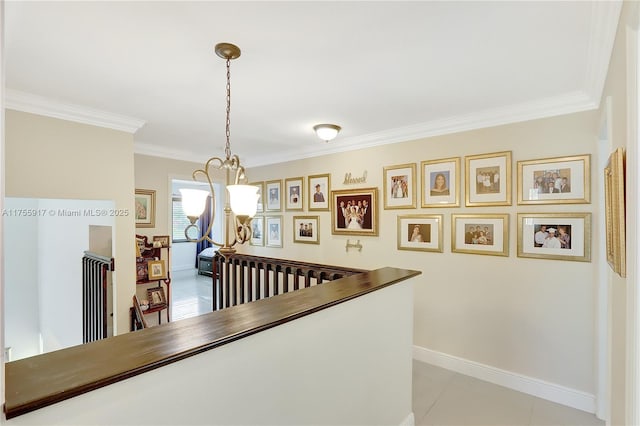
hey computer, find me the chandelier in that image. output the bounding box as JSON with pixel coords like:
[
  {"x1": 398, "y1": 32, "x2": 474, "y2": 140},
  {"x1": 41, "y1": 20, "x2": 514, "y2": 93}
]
[{"x1": 180, "y1": 43, "x2": 258, "y2": 256}]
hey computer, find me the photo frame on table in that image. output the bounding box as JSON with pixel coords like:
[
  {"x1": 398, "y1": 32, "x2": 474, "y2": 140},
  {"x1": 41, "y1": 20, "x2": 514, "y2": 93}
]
[
  {"x1": 421, "y1": 157, "x2": 460, "y2": 208},
  {"x1": 147, "y1": 259, "x2": 167, "y2": 280},
  {"x1": 517, "y1": 154, "x2": 590, "y2": 205},
  {"x1": 285, "y1": 177, "x2": 304, "y2": 211},
  {"x1": 250, "y1": 181, "x2": 264, "y2": 213},
  {"x1": 517, "y1": 212, "x2": 591, "y2": 262},
  {"x1": 383, "y1": 163, "x2": 417, "y2": 209},
  {"x1": 308, "y1": 173, "x2": 331, "y2": 211},
  {"x1": 604, "y1": 148, "x2": 626, "y2": 276},
  {"x1": 465, "y1": 151, "x2": 512, "y2": 207},
  {"x1": 331, "y1": 187, "x2": 378, "y2": 236},
  {"x1": 147, "y1": 287, "x2": 167, "y2": 308},
  {"x1": 293, "y1": 215, "x2": 320, "y2": 244},
  {"x1": 265, "y1": 180, "x2": 282, "y2": 212},
  {"x1": 451, "y1": 214, "x2": 509, "y2": 256},
  {"x1": 265, "y1": 215, "x2": 283, "y2": 248},
  {"x1": 250, "y1": 216, "x2": 265, "y2": 246},
  {"x1": 135, "y1": 189, "x2": 156, "y2": 228},
  {"x1": 152, "y1": 235, "x2": 170, "y2": 248},
  {"x1": 397, "y1": 214, "x2": 443, "y2": 252}
]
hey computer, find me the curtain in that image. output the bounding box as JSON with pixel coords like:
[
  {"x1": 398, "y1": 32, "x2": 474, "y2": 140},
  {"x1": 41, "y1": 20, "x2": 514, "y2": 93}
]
[{"x1": 195, "y1": 195, "x2": 213, "y2": 267}]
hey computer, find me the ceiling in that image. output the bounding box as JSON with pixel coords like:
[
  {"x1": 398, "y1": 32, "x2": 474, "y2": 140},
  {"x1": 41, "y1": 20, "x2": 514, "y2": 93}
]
[{"x1": 4, "y1": 1, "x2": 622, "y2": 167}]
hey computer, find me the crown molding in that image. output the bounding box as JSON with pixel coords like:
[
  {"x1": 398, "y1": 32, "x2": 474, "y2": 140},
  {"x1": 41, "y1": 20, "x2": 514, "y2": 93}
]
[
  {"x1": 5, "y1": 89, "x2": 146, "y2": 133},
  {"x1": 583, "y1": 0, "x2": 623, "y2": 107},
  {"x1": 246, "y1": 90, "x2": 596, "y2": 168}
]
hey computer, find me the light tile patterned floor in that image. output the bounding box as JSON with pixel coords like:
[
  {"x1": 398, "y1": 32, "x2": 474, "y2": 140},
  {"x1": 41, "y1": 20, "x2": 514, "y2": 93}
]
[{"x1": 170, "y1": 269, "x2": 605, "y2": 426}]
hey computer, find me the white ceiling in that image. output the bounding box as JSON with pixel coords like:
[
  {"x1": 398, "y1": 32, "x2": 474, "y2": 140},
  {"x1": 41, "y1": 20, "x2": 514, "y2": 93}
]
[{"x1": 4, "y1": 1, "x2": 622, "y2": 167}]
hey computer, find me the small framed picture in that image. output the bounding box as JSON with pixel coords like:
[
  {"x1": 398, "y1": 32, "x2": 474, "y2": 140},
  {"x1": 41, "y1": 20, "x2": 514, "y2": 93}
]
[
  {"x1": 604, "y1": 148, "x2": 626, "y2": 276},
  {"x1": 517, "y1": 213, "x2": 591, "y2": 262},
  {"x1": 465, "y1": 151, "x2": 512, "y2": 207},
  {"x1": 452, "y1": 214, "x2": 509, "y2": 257},
  {"x1": 147, "y1": 287, "x2": 167, "y2": 308},
  {"x1": 250, "y1": 216, "x2": 265, "y2": 246},
  {"x1": 293, "y1": 215, "x2": 320, "y2": 244},
  {"x1": 136, "y1": 260, "x2": 148, "y2": 283},
  {"x1": 152, "y1": 235, "x2": 170, "y2": 248},
  {"x1": 285, "y1": 177, "x2": 304, "y2": 211},
  {"x1": 517, "y1": 154, "x2": 590, "y2": 204},
  {"x1": 265, "y1": 180, "x2": 282, "y2": 212},
  {"x1": 250, "y1": 181, "x2": 265, "y2": 212},
  {"x1": 135, "y1": 189, "x2": 156, "y2": 228},
  {"x1": 397, "y1": 214, "x2": 443, "y2": 252},
  {"x1": 265, "y1": 215, "x2": 283, "y2": 247},
  {"x1": 147, "y1": 259, "x2": 167, "y2": 280},
  {"x1": 421, "y1": 157, "x2": 460, "y2": 207},
  {"x1": 308, "y1": 173, "x2": 331, "y2": 211},
  {"x1": 383, "y1": 163, "x2": 417, "y2": 209},
  {"x1": 331, "y1": 187, "x2": 378, "y2": 236}
]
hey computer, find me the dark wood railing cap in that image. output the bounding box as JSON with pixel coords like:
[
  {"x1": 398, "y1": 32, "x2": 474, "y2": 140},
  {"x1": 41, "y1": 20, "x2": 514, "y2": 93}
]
[{"x1": 4, "y1": 266, "x2": 420, "y2": 419}]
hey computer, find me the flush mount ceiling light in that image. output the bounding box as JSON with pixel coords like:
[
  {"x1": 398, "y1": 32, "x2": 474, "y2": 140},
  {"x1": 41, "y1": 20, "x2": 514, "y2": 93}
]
[
  {"x1": 313, "y1": 124, "x2": 341, "y2": 142},
  {"x1": 179, "y1": 42, "x2": 258, "y2": 256}
]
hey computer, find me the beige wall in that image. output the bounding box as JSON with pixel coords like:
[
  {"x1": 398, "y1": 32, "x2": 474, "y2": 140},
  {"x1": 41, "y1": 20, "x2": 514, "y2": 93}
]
[
  {"x1": 4, "y1": 110, "x2": 135, "y2": 335},
  {"x1": 597, "y1": 2, "x2": 636, "y2": 424},
  {"x1": 242, "y1": 110, "x2": 599, "y2": 396}
]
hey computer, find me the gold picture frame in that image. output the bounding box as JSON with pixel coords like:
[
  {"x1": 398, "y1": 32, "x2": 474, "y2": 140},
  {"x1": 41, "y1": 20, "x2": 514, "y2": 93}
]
[
  {"x1": 421, "y1": 157, "x2": 460, "y2": 208},
  {"x1": 383, "y1": 163, "x2": 417, "y2": 209},
  {"x1": 147, "y1": 259, "x2": 167, "y2": 280},
  {"x1": 152, "y1": 235, "x2": 170, "y2": 248},
  {"x1": 465, "y1": 151, "x2": 512, "y2": 207},
  {"x1": 605, "y1": 148, "x2": 626, "y2": 276},
  {"x1": 452, "y1": 213, "x2": 509, "y2": 256},
  {"x1": 265, "y1": 215, "x2": 283, "y2": 247},
  {"x1": 517, "y1": 154, "x2": 591, "y2": 205},
  {"x1": 285, "y1": 177, "x2": 304, "y2": 211},
  {"x1": 265, "y1": 180, "x2": 282, "y2": 212},
  {"x1": 250, "y1": 216, "x2": 265, "y2": 246},
  {"x1": 293, "y1": 216, "x2": 320, "y2": 244},
  {"x1": 397, "y1": 214, "x2": 443, "y2": 252},
  {"x1": 308, "y1": 173, "x2": 331, "y2": 211},
  {"x1": 135, "y1": 189, "x2": 156, "y2": 228},
  {"x1": 517, "y1": 212, "x2": 591, "y2": 262},
  {"x1": 249, "y1": 181, "x2": 265, "y2": 213},
  {"x1": 331, "y1": 187, "x2": 378, "y2": 236}
]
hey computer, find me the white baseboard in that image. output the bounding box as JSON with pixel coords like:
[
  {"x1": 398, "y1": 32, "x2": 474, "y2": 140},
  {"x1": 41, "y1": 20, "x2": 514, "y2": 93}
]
[
  {"x1": 399, "y1": 412, "x2": 414, "y2": 426},
  {"x1": 413, "y1": 345, "x2": 596, "y2": 413}
]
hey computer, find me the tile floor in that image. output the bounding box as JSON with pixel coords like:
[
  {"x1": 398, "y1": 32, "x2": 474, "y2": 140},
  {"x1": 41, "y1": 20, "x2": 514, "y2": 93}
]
[{"x1": 170, "y1": 269, "x2": 605, "y2": 426}]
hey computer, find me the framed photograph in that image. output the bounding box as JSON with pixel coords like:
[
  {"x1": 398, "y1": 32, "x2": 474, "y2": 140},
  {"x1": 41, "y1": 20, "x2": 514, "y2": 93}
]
[
  {"x1": 421, "y1": 157, "x2": 460, "y2": 207},
  {"x1": 136, "y1": 260, "x2": 148, "y2": 282},
  {"x1": 293, "y1": 215, "x2": 320, "y2": 244},
  {"x1": 152, "y1": 235, "x2": 170, "y2": 248},
  {"x1": 397, "y1": 214, "x2": 443, "y2": 252},
  {"x1": 517, "y1": 213, "x2": 591, "y2": 262},
  {"x1": 265, "y1": 215, "x2": 283, "y2": 247},
  {"x1": 135, "y1": 189, "x2": 156, "y2": 228},
  {"x1": 605, "y1": 148, "x2": 625, "y2": 276},
  {"x1": 265, "y1": 180, "x2": 282, "y2": 212},
  {"x1": 250, "y1": 181, "x2": 264, "y2": 212},
  {"x1": 285, "y1": 177, "x2": 304, "y2": 211},
  {"x1": 452, "y1": 214, "x2": 509, "y2": 256},
  {"x1": 250, "y1": 216, "x2": 265, "y2": 246},
  {"x1": 383, "y1": 163, "x2": 417, "y2": 209},
  {"x1": 465, "y1": 151, "x2": 512, "y2": 207},
  {"x1": 517, "y1": 154, "x2": 590, "y2": 204},
  {"x1": 147, "y1": 287, "x2": 167, "y2": 308},
  {"x1": 308, "y1": 173, "x2": 331, "y2": 211},
  {"x1": 331, "y1": 187, "x2": 378, "y2": 236},
  {"x1": 147, "y1": 259, "x2": 167, "y2": 280}
]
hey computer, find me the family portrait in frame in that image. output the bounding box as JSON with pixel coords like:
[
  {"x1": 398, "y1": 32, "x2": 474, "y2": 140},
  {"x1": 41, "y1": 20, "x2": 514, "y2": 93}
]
[
  {"x1": 331, "y1": 188, "x2": 378, "y2": 236},
  {"x1": 452, "y1": 213, "x2": 509, "y2": 256},
  {"x1": 517, "y1": 212, "x2": 591, "y2": 262},
  {"x1": 517, "y1": 154, "x2": 590, "y2": 205},
  {"x1": 465, "y1": 151, "x2": 512, "y2": 207},
  {"x1": 383, "y1": 163, "x2": 416, "y2": 209}
]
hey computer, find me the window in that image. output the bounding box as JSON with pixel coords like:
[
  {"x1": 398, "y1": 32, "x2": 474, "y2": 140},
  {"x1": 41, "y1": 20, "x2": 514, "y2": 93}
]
[{"x1": 172, "y1": 197, "x2": 195, "y2": 243}]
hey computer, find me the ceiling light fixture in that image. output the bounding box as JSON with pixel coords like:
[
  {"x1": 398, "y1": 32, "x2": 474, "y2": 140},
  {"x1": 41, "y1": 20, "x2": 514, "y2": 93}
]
[
  {"x1": 313, "y1": 123, "x2": 341, "y2": 142},
  {"x1": 180, "y1": 42, "x2": 258, "y2": 256}
]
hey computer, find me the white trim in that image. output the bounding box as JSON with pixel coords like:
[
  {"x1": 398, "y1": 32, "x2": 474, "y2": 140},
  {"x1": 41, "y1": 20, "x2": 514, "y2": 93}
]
[
  {"x1": 135, "y1": 141, "x2": 205, "y2": 164},
  {"x1": 413, "y1": 345, "x2": 596, "y2": 414},
  {"x1": 4, "y1": 89, "x2": 145, "y2": 134},
  {"x1": 398, "y1": 412, "x2": 414, "y2": 426}
]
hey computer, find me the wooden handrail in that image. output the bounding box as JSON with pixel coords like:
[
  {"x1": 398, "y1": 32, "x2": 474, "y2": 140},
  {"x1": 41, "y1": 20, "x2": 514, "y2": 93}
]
[
  {"x1": 212, "y1": 253, "x2": 367, "y2": 310},
  {"x1": 4, "y1": 267, "x2": 420, "y2": 419}
]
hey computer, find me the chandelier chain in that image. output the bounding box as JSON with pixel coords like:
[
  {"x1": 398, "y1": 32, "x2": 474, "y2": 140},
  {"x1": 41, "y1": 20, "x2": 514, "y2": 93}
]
[{"x1": 224, "y1": 58, "x2": 232, "y2": 160}]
